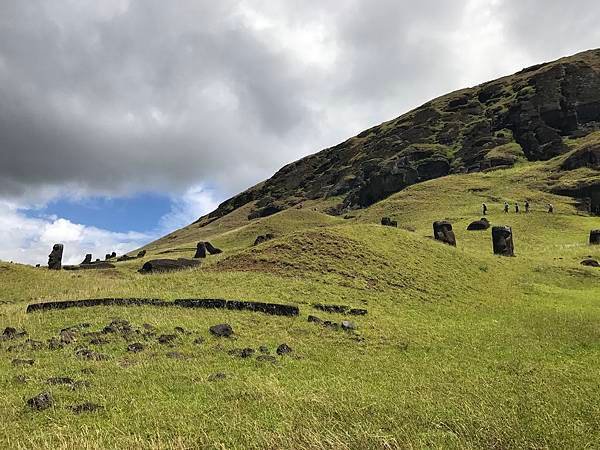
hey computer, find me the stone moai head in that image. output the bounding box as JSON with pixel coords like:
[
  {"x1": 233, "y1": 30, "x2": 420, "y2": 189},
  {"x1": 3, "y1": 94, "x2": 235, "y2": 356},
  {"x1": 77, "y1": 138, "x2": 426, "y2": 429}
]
[
  {"x1": 137, "y1": 250, "x2": 147, "y2": 258},
  {"x1": 590, "y1": 230, "x2": 600, "y2": 245},
  {"x1": 433, "y1": 221, "x2": 456, "y2": 246},
  {"x1": 194, "y1": 241, "x2": 207, "y2": 259},
  {"x1": 48, "y1": 244, "x2": 64, "y2": 270},
  {"x1": 492, "y1": 226, "x2": 514, "y2": 256},
  {"x1": 81, "y1": 254, "x2": 92, "y2": 265}
]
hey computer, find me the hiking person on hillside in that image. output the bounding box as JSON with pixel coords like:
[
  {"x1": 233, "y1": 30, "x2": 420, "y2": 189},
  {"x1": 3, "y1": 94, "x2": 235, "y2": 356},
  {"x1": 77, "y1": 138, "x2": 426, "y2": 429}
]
[
  {"x1": 504, "y1": 202, "x2": 509, "y2": 213},
  {"x1": 515, "y1": 203, "x2": 519, "y2": 213},
  {"x1": 525, "y1": 201, "x2": 530, "y2": 213},
  {"x1": 548, "y1": 203, "x2": 554, "y2": 213},
  {"x1": 482, "y1": 203, "x2": 488, "y2": 215}
]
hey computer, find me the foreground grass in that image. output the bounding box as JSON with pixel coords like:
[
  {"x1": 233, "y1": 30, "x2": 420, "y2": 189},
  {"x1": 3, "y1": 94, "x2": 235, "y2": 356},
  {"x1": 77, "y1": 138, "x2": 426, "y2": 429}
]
[{"x1": 1, "y1": 163, "x2": 599, "y2": 449}]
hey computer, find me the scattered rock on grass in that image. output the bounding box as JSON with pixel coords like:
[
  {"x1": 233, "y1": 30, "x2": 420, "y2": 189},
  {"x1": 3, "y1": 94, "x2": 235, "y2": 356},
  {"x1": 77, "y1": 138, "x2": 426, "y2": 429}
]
[
  {"x1": 276, "y1": 344, "x2": 292, "y2": 356},
  {"x1": 157, "y1": 334, "x2": 177, "y2": 345},
  {"x1": 47, "y1": 338, "x2": 64, "y2": 350},
  {"x1": 193, "y1": 337, "x2": 205, "y2": 345},
  {"x1": 127, "y1": 343, "x2": 145, "y2": 353},
  {"x1": 258, "y1": 345, "x2": 269, "y2": 354},
  {"x1": 209, "y1": 323, "x2": 233, "y2": 338},
  {"x1": 26, "y1": 392, "x2": 53, "y2": 411}
]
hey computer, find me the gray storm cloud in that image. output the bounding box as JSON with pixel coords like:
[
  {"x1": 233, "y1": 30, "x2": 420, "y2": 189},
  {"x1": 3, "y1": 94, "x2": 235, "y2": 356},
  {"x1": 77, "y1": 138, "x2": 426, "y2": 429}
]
[{"x1": 1, "y1": 0, "x2": 600, "y2": 204}]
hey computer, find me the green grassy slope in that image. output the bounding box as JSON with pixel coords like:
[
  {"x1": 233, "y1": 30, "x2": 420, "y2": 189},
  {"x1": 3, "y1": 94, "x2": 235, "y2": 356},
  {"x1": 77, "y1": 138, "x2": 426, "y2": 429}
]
[{"x1": 1, "y1": 156, "x2": 599, "y2": 448}]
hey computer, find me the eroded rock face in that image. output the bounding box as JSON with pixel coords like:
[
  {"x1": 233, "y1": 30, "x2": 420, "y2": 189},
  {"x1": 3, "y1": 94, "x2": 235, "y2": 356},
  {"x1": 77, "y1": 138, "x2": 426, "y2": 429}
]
[
  {"x1": 492, "y1": 226, "x2": 515, "y2": 256},
  {"x1": 591, "y1": 230, "x2": 600, "y2": 245},
  {"x1": 433, "y1": 221, "x2": 456, "y2": 246},
  {"x1": 48, "y1": 244, "x2": 63, "y2": 270}
]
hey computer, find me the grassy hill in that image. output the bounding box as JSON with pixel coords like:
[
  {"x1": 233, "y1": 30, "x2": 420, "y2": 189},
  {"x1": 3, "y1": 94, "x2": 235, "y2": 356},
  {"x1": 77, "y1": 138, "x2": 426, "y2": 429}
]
[{"x1": 1, "y1": 146, "x2": 599, "y2": 448}]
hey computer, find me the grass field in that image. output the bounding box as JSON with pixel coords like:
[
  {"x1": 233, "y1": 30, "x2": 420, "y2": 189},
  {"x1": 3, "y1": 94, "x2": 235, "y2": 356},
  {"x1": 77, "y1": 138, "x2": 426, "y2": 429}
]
[{"x1": 1, "y1": 155, "x2": 599, "y2": 448}]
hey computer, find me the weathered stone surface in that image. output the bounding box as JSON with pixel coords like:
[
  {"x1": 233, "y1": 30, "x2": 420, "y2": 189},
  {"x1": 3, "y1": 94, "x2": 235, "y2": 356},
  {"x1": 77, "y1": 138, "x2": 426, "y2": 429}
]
[
  {"x1": 194, "y1": 242, "x2": 206, "y2": 259},
  {"x1": 313, "y1": 303, "x2": 349, "y2": 314},
  {"x1": 276, "y1": 343, "x2": 293, "y2": 355},
  {"x1": 581, "y1": 259, "x2": 600, "y2": 267},
  {"x1": 138, "y1": 258, "x2": 201, "y2": 274},
  {"x1": 27, "y1": 392, "x2": 53, "y2": 410},
  {"x1": 590, "y1": 230, "x2": 600, "y2": 245},
  {"x1": 209, "y1": 323, "x2": 233, "y2": 338},
  {"x1": 48, "y1": 244, "x2": 63, "y2": 270},
  {"x1": 205, "y1": 241, "x2": 223, "y2": 255},
  {"x1": 492, "y1": 226, "x2": 515, "y2": 256},
  {"x1": 433, "y1": 221, "x2": 456, "y2": 246},
  {"x1": 256, "y1": 355, "x2": 277, "y2": 363},
  {"x1": 467, "y1": 218, "x2": 490, "y2": 231},
  {"x1": 81, "y1": 254, "x2": 92, "y2": 265}
]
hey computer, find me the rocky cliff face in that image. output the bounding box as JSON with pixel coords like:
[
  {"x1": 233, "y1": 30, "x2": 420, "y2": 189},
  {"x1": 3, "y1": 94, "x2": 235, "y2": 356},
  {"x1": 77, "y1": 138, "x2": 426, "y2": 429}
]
[{"x1": 204, "y1": 49, "x2": 600, "y2": 221}]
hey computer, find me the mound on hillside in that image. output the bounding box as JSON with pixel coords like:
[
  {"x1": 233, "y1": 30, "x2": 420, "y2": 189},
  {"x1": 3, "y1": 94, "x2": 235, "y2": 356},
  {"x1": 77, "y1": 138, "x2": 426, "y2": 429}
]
[{"x1": 214, "y1": 225, "x2": 491, "y2": 299}]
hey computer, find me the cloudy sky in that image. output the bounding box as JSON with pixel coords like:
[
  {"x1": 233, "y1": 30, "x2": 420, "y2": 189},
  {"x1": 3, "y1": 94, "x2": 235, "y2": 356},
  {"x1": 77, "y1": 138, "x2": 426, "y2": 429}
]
[{"x1": 1, "y1": 0, "x2": 599, "y2": 265}]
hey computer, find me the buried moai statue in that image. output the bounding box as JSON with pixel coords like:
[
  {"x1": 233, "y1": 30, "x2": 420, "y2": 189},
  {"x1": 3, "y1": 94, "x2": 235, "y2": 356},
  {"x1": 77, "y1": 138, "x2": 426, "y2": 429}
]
[
  {"x1": 81, "y1": 254, "x2": 92, "y2": 265},
  {"x1": 48, "y1": 244, "x2": 64, "y2": 270},
  {"x1": 205, "y1": 241, "x2": 222, "y2": 255},
  {"x1": 381, "y1": 217, "x2": 398, "y2": 227},
  {"x1": 492, "y1": 226, "x2": 515, "y2": 256},
  {"x1": 590, "y1": 230, "x2": 600, "y2": 245},
  {"x1": 194, "y1": 242, "x2": 207, "y2": 259},
  {"x1": 432, "y1": 221, "x2": 456, "y2": 246}
]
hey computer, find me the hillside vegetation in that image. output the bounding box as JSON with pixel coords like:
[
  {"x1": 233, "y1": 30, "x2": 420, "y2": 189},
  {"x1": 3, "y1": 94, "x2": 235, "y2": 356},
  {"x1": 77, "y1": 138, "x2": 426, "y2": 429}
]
[{"x1": 1, "y1": 150, "x2": 599, "y2": 448}]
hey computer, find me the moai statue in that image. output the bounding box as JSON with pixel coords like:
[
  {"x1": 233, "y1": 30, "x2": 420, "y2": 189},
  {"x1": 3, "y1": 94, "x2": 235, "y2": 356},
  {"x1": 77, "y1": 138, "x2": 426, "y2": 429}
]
[
  {"x1": 194, "y1": 242, "x2": 207, "y2": 259},
  {"x1": 110, "y1": 252, "x2": 117, "y2": 258},
  {"x1": 492, "y1": 226, "x2": 515, "y2": 256},
  {"x1": 432, "y1": 221, "x2": 456, "y2": 246},
  {"x1": 137, "y1": 250, "x2": 147, "y2": 258},
  {"x1": 81, "y1": 254, "x2": 92, "y2": 265},
  {"x1": 205, "y1": 241, "x2": 223, "y2": 255},
  {"x1": 590, "y1": 230, "x2": 600, "y2": 245},
  {"x1": 105, "y1": 254, "x2": 111, "y2": 261},
  {"x1": 48, "y1": 244, "x2": 64, "y2": 270}
]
